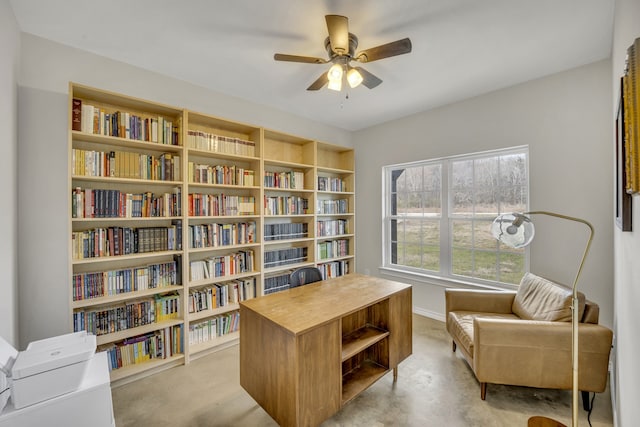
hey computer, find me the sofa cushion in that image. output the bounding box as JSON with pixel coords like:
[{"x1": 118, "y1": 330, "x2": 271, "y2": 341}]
[
  {"x1": 512, "y1": 273, "x2": 585, "y2": 322},
  {"x1": 447, "y1": 311, "x2": 519, "y2": 357}
]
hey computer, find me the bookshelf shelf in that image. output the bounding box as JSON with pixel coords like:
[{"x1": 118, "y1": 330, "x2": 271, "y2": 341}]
[
  {"x1": 71, "y1": 131, "x2": 184, "y2": 153},
  {"x1": 95, "y1": 318, "x2": 184, "y2": 346},
  {"x1": 263, "y1": 187, "x2": 314, "y2": 194},
  {"x1": 187, "y1": 183, "x2": 260, "y2": 190},
  {"x1": 187, "y1": 272, "x2": 259, "y2": 290},
  {"x1": 72, "y1": 217, "x2": 182, "y2": 224},
  {"x1": 263, "y1": 158, "x2": 314, "y2": 168},
  {"x1": 187, "y1": 243, "x2": 261, "y2": 254},
  {"x1": 108, "y1": 354, "x2": 185, "y2": 382},
  {"x1": 188, "y1": 147, "x2": 260, "y2": 162},
  {"x1": 264, "y1": 214, "x2": 315, "y2": 219},
  {"x1": 317, "y1": 213, "x2": 355, "y2": 218},
  {"x1": 189, "y1": 214, "x2": 260, "y2": 221},
  {"x1": 264, "y1": 237, "x2": 314, "y2": 246},
  {"x1": 318, "y1": 255, "x2": 354, "y2": 264},
  {"x1": 317, "y1": 233, "x2": 354, "y2": 239},
  {"x1": 317, "y1": 190, "x2": 355, "y2": 196},
  {"x1": 189, "y1": 332, "x2": 239, "y2": 356},
  {"x1": 317, "y1": 166, "x2": 354, "y2": 174},
  {"x1": 263, "y1": 262, "x2": 315, "y2": 275},
  {"x1": 71, "y1": 175, "x2": 183, "y2": 186},
  {"x1": 68, "y1": 83, "x2": 355, "y2": 383},
  {"x1": 71, "y1": 250, "x2": 182, "y2": 265},
  {"x1": 188, "y1": 303, "x2": 240, "y2": 322},
  {"x1": 72, "y1": 285, "x2": 184, "y2": 309}
]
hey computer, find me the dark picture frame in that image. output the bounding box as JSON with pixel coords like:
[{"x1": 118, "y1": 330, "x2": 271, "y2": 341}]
[{"x1": 616, "y1": 77, "x2": 632, "y2": 231}]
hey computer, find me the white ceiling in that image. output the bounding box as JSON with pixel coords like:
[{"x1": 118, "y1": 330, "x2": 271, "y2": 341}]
[{"x1": 9, "y1": 0, "x2": 614, "y2": 131}]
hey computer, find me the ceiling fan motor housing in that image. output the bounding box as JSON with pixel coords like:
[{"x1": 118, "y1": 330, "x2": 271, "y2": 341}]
[{"x1": 324, "y1": 33, "x2": 359, "y2": 61}]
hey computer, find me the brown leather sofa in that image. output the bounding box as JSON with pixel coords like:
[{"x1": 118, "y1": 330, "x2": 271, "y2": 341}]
[{"x1": 445, "y1": 273, "x2": 613, "y2": 402}]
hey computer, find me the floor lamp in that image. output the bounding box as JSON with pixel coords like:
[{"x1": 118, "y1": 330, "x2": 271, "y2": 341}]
[{"x1": 490, "y1": 211, "x2": 594, "y2": 427}]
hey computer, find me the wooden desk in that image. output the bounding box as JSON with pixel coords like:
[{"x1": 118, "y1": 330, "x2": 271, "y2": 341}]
[{"x1": 240, "y1": 274, "x2": 412, "y2": 427}]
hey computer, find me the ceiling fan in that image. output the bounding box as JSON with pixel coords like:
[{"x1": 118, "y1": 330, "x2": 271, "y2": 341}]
[{"x1": 274, "y1": 15, "x2": 412, "y2": 91}]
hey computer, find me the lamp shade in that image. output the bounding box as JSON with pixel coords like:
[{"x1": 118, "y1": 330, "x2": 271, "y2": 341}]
[
  {"x1": 490, "y1": 213, "x2": 535, "y2": 249},
  {"x1": 327, "y1": 64, "x2": 343, "y2": 91},
  {"x1": 347, "y1": 68, "x2": 363, "y2": 88}
]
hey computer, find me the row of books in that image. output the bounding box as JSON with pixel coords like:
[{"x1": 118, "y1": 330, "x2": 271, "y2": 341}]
[
  {"x1": 318, "y1": 176, "x2": 347, "y2": 192},
  {"x1": 264, "y1": 170, "x2": 305, "y2": 190},
  {"x1": 317, "y1": 199, "x2": 349, "y2": 214},
  {"x1": 317, "y1": 219, "x2": 349, "y2": 237},
  {"x1": 264, "y1": 195, "x2": 309, "y2": 216},
  {"x1": 187, "y1": 130, "x2": 255, "y2": 156},
  {"x1": 264, "y1": 247, "x2": 308, "y2": 268},
  {"x1": 72, "y1": 187, "x2": 181, "y2": 219},
  {"x1": 318, "y1": 260, "x2": 350, "y2": 279},
  {"x1": 263, "y1": 272, "x2": 292, "y2": 294},
  {"x1": 188, "y1": 311, "x2": 240, "y2": 345},
  {"x1": 189, "y1": 250, "x2": 255, "y2": 281},
  {"x1": 101, "y1": 325, "x2": 184, "y2": 372},
  {"x1": 264, "y1": 222, "x2": 308, "y2": 241},
  {"x1": 188, "y1": 221, "x2": 256, "y2": 249},
  {"x1": 317, "y1": 239, "x2": 349, "y2": 260},
  {"x1": 188, "y1": 193, "x2": 256, "y2": 216},
  {"x1": 188, "y1": 278, "x2": 255, "y2": 313},
  {"x1": 72, "y1": 148, "x2": 180, "y2": 181},
  {"x1": 73, "y1": 99, "x2": 179, "y2": 145},
  {"x1": 72, "y1": 258, "x2": 181, "y2": 301},
  {"x1": 188, "y1": 162, "x2": 256, "y2": 186},
  {"x1": 73, "y1": 293, "x2": 180, "y2": 336},
  {"x1": 71, "y1": 222, "x2": 182, "y2": 260}
]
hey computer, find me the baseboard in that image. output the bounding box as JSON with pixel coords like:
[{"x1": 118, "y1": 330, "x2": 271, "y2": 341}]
[
  {"x1": 609, "y1": 332, "x2": 618, "y2": 427},
  {"x1": 413, "y1": 306, "x2": 445, "y2": 322}
]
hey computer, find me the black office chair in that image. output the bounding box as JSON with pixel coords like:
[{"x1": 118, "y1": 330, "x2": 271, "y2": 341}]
[{"x1": 289, "y1": 267, "x2": 323, "y2": 288}]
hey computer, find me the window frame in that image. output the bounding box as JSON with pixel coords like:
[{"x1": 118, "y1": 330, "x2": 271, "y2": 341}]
[{"x1": 381, "y1": 146, "x2": 530, "y2": 289}]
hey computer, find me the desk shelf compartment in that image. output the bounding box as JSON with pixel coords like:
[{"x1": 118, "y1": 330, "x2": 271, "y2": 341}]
[
  {"x1": 340, "y1": 299, "x2": 391, "y2": 404},
  {"x1": 341, "y1": 340, "x2": 390, "y2": 405}
]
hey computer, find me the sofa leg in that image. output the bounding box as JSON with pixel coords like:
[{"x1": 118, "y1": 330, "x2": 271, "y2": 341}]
[
  {"x1": 480, "y1": 383, "x2": 487, "y2": 400},
  {"x1": 452, "y1": 341, "x2": 457, "y2": 352},
  {"x1": 581, "y1": 391, "x2": 591, "y2": 411}
]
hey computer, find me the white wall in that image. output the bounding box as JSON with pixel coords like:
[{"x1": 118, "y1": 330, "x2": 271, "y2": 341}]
[
  {"x1": 353, "y1": 59, "x2": 614, "y2": 328},
  {"x1": 611, "y1": 0, "x2": 640, "y2": 425},
  {"x1": 0, "y1": 0, "x2": 20, "y2": 347},
  {"x1": 16, "y1": 33, "x2": 352, "y2": 347}
]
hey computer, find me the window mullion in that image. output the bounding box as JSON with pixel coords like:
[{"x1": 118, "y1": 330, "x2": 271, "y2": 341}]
[{"x1": 441, "y1": 160, "x2": 451, "y2": 276}]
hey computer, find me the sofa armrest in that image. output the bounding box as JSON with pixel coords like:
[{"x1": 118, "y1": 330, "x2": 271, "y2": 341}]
[
  {"x1": 472, "y1": 317, "x2": 613, "y2": 392},
  {"x1": 445, "y1": 289, "x2": 516, "y2": 315}
]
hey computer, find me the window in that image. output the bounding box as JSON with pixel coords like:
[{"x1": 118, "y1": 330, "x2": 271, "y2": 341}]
[{"x1": 383, "y1": 146, "x2": 529, "y2": 286}]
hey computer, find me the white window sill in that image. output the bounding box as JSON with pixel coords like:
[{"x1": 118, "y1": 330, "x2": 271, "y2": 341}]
[{"x1": 378, "y1": 266, "x2": 518, "y2": 291}]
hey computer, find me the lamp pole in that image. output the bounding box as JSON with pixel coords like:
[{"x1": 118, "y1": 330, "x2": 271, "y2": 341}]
[{"x1": 524, "y1": 212, "x2": 594, "y2": 427}]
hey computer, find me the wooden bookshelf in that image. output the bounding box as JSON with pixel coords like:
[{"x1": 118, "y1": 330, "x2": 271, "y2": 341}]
[{"x1": 68, "y1": 83, "x2": 356, "y2": 382}]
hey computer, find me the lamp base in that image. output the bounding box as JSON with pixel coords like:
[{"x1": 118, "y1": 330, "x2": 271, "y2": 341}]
[{"x1": 527, "y1": 416, "x2": 567, "y2": 427}]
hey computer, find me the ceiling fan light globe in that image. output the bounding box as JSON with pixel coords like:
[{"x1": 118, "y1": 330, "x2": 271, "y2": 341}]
[
  {"x1": 327, "y1": 64, "x2": 343, "y2": 82},
  {"x1": 347, "y1": 68, "x2": 363, "y2": 88},
  {"x1": 327, "y1": 78, "x2": 342, "y2": 91}
]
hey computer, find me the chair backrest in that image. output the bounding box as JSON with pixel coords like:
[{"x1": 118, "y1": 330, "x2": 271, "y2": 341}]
[{"x1": 289, "y1": 267, "x2": 323, "y2": 288}]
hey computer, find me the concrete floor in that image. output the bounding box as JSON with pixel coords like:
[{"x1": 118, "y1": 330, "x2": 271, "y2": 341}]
[{"x1": 111, "y1": 315, "x2": 613, "y2": 426}]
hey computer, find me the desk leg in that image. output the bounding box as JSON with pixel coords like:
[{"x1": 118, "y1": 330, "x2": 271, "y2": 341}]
[{"x1": 393, "y1": 367, "x2": 398, "y2": 382}]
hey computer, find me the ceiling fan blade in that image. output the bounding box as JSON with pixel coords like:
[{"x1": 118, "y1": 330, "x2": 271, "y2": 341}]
[
  {"x1": 307, "y1": 72, "x2": 329, "y2": 91},
  {"x1": 325, "y1": 15, "x2": 349, "y2": 55},
  {"x1": 354, "y1": 67, "x2": 383, "y2": 89},
  {"x1": 355, "y1": 38, "x2": 412, "y2": 63},
  {"x1": 274, "y1": 53, "x2": 327, "y2": 64}
]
